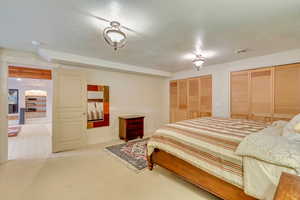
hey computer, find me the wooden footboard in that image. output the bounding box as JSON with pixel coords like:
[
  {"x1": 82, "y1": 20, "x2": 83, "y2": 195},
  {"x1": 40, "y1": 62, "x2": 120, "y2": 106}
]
[{"x1": 147, "y1": 149, "x2": 256, "y2": 200}]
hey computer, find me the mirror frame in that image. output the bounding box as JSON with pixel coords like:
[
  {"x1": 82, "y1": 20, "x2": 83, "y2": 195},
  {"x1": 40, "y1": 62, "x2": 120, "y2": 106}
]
[{"x1": 87, "y1": 85, "x2": 109, "y2": 128}]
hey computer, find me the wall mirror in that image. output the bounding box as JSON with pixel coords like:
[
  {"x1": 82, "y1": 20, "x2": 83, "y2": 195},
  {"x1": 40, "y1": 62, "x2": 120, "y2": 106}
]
[{"x1": 87, "y1": 85, "x2": 109, "y2": 128}]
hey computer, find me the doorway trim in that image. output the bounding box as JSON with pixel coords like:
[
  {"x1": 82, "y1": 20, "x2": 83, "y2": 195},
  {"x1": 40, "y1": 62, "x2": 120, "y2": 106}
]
[
  {"x1": 0, "y1": 59, "x2": 8, "y2": 163},
  {"x1": 0, "y1": 51, "x2": 58, "y2": 163}
]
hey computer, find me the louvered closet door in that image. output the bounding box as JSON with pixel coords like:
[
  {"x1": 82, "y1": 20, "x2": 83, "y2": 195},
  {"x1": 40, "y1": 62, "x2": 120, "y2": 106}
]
[
  {"x1": 274, "y1": 63, "x2": 300, "y2": 120},
  {"x1": 187, "y1": 78, "x2": 200, "y2": 119},
  {"x1": 230, "y1": 71, "x2": 250, "y2": 119},
  {"x1": 199, "y1": 75, "x2": 212, "y2": 117},
  {"x1": 176, "y1": 79, "x2": 188, "y2": 121},
  {"x1": 169, "y1": 81, "x2": 178, "y2": 123},
  {"x1": 250, "y1": 68, "x2": 274, "y2": 122}
]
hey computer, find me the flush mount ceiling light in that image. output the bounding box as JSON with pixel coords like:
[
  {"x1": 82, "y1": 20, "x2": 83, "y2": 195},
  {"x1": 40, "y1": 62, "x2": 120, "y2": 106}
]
[
  {"x1": 183, "y1": 49, "x2": 214, "y2": 71},
  {"x1": 192, "y1": 54, "x2": 205, "y2": 71},
  {"x1": 103, "y1": 21, "x2": 127, "y2": 51}
]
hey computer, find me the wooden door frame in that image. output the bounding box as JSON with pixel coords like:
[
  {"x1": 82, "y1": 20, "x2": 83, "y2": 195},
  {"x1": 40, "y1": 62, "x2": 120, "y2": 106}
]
[{"x1": 0, "y1": 58, "x2": 57, "y2": 164}]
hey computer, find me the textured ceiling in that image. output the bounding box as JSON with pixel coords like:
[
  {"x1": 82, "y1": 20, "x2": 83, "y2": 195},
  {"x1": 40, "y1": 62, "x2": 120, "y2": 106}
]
[{"x1": 1, "y1": 0, "x2": 300, "y2": 72}]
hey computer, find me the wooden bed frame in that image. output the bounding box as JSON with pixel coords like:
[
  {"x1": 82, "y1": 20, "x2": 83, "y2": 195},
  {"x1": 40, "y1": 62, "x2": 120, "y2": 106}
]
[{"x1": 147, "y1": 149, "x2": 256, "y2": 200}]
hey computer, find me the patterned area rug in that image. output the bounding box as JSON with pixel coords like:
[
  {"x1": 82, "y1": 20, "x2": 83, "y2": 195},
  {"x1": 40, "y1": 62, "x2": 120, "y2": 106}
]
[{"x1": 105, "y1": 138, "x2": 149, "y2": 171}]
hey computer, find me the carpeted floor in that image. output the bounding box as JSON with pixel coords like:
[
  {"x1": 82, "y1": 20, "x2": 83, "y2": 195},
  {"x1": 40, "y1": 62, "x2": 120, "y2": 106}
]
[{"x1": 1, "y1": 124, "x2": 220, "y2": 200}]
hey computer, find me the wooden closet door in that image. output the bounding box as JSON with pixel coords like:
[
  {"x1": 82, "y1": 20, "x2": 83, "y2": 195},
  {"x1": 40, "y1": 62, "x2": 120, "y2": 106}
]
[
  {"x1": 187, "y1": 78, "x2": 200, "y2": 119},
  {"x1": 274, "y1": 63, "x2": 300, "y2": 121},
  {"x1": 199, "y1": 75, "x2": 212, "y2": 117},
  {"x1": 230, "y1": 71, "x2": 250, "y2": 119},
  {"x1": 169, "y1": 81, "x2": 178, "y2": 123},
  {"x1": 250, "y1": 68, "x2": 274, "y2": 122},
  {"x1": 177, "y1": 79, "x2": 188, "y2": 121}
]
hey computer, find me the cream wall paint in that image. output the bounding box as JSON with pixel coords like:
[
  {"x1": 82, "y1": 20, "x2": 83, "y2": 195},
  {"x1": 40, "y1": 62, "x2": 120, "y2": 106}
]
[
  {"x1": 0, "y1": 49, "x2": 169, "y2": 146},
  {"x1": 0, "y1": 49, "x2": 56, "y2": 163},
  {"x1": 0, "y1": 56, "x2": 8, "y2": 163},
  {"x1": 39, "y1": 49, "x2": 172, "y2": 77},
  {"x1": 84, "y1": 67, "x2": 169, "y2": 144},
  {"x1": 172, "y1": 48, "x2": 300, "y2": 117},
  {"x1": 2, "y1": 47, "x2": 300, "y2": 151}
]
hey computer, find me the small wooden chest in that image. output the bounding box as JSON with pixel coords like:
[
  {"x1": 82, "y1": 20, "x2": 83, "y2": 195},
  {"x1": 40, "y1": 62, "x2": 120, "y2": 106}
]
[{"x1": 119, "y1": 115, "x2": 145, "y2": 142}]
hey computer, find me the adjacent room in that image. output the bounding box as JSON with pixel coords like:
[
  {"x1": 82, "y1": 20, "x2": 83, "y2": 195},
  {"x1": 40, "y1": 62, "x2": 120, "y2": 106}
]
[
  {"x1": 0, "y1": 1, "x2": 300, "y2": 200},
  {"x1": 7, "y1": 66, "x2": 53, "y2": 160}
]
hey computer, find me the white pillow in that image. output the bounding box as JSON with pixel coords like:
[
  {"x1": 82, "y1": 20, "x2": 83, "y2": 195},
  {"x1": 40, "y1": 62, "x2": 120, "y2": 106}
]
[{"x1": 283, "y1": 114, "x2": 300, "y2": 136}]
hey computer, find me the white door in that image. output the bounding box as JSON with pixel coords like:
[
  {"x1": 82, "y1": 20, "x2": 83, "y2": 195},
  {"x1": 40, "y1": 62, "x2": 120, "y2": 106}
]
[{"x1": 52, "y1": 67, "x2": 87, "y2": 153}]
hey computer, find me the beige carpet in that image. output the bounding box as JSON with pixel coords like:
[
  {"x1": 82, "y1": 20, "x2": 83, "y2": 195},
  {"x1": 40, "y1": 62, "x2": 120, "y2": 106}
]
[{"x1": 1, "y1": 124, "x2": 220, "y2": 200}]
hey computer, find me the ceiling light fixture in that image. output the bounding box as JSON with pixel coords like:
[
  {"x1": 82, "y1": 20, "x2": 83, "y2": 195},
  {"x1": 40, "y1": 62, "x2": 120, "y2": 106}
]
[
  {"x1": 103, "y1": 21, "x2": 127, "y2": 51},
  {"x1": 192, "y1": 54, "x2": 205, "y2": 71}
]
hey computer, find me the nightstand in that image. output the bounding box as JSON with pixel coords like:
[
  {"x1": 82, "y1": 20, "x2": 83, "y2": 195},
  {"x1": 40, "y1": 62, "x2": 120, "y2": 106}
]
[
  {"x1": 274, "y1": 172, "x2": 300, "y2": 200},
  {"x1": 119, "y1": 115, "x2": 145, "y2": 142}
]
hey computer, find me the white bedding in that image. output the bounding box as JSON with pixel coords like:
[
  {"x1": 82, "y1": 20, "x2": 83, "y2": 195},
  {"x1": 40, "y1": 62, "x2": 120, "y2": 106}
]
[
  {"x1": 148, "y1": 117, "x2": 300, "y2": 199},
  {"x1": 236, "y1": 123, "x2": 300, "y2": 199},
  {"x1": 243, "y1": 157, "x2": 296, "y2": 200}
]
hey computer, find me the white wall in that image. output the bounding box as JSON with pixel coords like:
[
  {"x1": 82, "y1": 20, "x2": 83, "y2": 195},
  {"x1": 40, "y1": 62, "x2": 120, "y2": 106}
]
[
  {"x1": 3, "y1": 47, "x2": 300, "y2": 147},
  {"x1": 84, "y1": 67, "x2": 169, "y2": 144},
  {"x1": 0, "y1": 49, "x2": 169, "y2": 147},
  {"x1": 172, "y1": 48, "x2": 300, "y2": 117},
  {"x1": 0, "y1": 56, "x2": 8, "y2": 163},
  {"x1": 8, "y1": 78, "x2": 53, "y2": 123},
  {"x1": 0, "y1": 49, "x2": 57, "y2": 163}
]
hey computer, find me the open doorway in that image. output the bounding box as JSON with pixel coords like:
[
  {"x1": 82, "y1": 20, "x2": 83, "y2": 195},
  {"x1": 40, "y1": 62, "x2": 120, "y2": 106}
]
[{"x1": 7, "y1": 66, "x2": 53, "y2": 160}]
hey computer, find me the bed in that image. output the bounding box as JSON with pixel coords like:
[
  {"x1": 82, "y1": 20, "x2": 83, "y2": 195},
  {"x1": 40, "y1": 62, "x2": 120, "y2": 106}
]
[{"x1": 147, "y1": 117, "x2": 299, "y2": 200}]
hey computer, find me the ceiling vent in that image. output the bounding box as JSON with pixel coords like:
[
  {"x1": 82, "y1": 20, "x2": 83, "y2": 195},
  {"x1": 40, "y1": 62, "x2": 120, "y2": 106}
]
[{"x1": 235, "y1": 48, "x2": 249, "y2": 54}]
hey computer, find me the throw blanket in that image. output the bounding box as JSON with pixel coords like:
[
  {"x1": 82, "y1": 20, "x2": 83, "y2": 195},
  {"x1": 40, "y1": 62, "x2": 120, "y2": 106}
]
[
  {"x1": 236, "y1": 132, "x2": 300, "y2": 172},
  {"x1": 236, "y1": 128, "x2": 300, "y2": 199},
  {"x1": 147, "y1": 117, "x2": 268, "y2": 188}
]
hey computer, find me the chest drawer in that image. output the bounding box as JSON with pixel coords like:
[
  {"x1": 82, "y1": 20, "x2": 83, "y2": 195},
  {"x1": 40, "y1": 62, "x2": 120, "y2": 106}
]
[
  {"x1": 126, "y1": 119, "x2": 144, "y2": 129},
  {"x1": 119, "y1": 116, "x2": 145, "y2": 142}
]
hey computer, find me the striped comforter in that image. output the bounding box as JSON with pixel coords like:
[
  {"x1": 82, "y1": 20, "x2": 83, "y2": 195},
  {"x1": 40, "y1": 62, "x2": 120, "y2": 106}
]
[{"x1": 147, "y1": 117, "x2": 268, "y2": 188}]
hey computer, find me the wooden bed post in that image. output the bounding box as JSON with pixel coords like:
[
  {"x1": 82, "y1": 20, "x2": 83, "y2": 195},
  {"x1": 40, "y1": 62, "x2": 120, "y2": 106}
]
[
  {"x1": 146, "y1": 147, "x2": 154, "y2": 170},
  {"x1": 147, "y1": 155, "x2": 154, "y2": 170}
]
